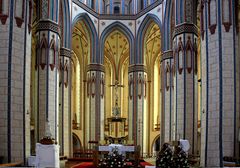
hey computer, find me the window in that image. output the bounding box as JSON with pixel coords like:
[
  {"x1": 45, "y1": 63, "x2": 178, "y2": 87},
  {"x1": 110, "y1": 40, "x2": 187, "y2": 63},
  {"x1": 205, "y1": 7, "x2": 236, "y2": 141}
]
[{"x1": 114, "y1": 6, "x2": 120, "y2": 14}]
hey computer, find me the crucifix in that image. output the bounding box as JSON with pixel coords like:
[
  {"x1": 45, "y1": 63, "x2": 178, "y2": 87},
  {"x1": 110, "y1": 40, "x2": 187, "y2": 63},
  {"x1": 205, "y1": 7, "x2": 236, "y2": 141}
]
[
  {"x1": 109, "y1": 80, "x2": 124, "y2": 117},
  {"x1": 109, "y1": 80, "x2": 124, "y2": 106}
]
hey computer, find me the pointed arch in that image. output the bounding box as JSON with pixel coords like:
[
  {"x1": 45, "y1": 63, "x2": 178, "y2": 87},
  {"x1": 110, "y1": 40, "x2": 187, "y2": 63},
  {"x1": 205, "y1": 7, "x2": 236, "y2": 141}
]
[
  {"x1": 100, "y1": 21, "x2": 134, "y2": 65},
  {"x1": 163, "y1": 0, "x2": 174, "y2": 51},
  {"x1": 72, "y1": 13, "x2": 98, "y2": 63},
  {"x1": 60, "y1": 0, "x2": 71, "y2": 48},
  {"x1": 136, "y1": 13, "x2": 163, "y2": 64},
  {"x1": 151, "y1": 134, "x2": 161, "y2": 154}
]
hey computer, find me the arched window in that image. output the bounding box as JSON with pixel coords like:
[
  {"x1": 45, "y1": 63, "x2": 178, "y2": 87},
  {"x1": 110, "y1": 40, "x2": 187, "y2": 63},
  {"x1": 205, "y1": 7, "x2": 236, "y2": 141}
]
[{"x1": 114, "y1": 6, "x2": 120, "y2": 14}]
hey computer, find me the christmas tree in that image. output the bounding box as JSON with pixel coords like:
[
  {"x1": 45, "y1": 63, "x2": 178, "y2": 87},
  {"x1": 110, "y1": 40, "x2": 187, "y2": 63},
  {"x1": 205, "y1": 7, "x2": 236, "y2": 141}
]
[
  {"x1": 98, "y1": 148, "x2": 128, "y2": 168},
  {"x1": 156, "y1": 143, "x2": 173, "y2": 168},
  {"x1": 173, "y1": 145, "x2": 189, "y2": 168}
]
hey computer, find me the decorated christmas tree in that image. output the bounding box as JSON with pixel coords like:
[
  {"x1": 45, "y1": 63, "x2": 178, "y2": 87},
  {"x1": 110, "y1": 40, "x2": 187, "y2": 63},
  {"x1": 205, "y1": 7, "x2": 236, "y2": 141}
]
[
  {"x1": 173, "y1": 145, "x2": 189, "y2": 168},
  {"x1": 156, "y1": 143, "x2": 173, "y2": 168},
  {"x1": 98, "y1": 148, "x2": 128, "y2": 168}
]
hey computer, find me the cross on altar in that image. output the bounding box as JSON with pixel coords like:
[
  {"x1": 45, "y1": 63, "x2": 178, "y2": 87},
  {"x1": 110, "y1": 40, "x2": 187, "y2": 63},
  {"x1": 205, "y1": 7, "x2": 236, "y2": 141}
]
[{"x1": 109, "y1": 80, "x2": 124, "y2": 106}]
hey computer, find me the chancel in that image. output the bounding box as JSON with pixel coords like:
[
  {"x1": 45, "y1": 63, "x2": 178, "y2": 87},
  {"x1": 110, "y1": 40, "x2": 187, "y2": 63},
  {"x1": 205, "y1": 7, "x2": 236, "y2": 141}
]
[{"x1": 0, "y1": 0, "x2": 240, "y2": 167}]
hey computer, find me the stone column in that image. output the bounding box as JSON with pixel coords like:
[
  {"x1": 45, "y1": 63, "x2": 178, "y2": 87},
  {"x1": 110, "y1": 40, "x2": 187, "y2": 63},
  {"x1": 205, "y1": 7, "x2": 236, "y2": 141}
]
[
  {"x1": 200, "y1": 0, "x2": 239, "y2": 166},
  {"x1": 172, "y1": 23, "x2": 198, "y2": 155},
  {"x1": 58, "y1": 48, "x2": 71, "y2": 156},
  {"x1": 34, "y1": 0, "x2": 60, "y2": 143},
  {"x1": 0, "y1": 0, "x2": 32, "y2": 163},
  {"x1": 85, "y1": 64, "x2": 105, "y2": 144},
  {"x1": 128, "y1": 65, "x2": 148, "y2": 156},
  {"x1": 160, "y1": 51, "x2": 174, "y2": 144}
]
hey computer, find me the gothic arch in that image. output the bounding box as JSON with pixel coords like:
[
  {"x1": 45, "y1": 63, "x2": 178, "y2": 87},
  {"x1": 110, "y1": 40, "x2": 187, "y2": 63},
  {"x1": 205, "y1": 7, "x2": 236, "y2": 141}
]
[
  {"x1": 72, "y1": 13, "x2": 98, "y2": 63},
  {"x1": 136, "y1": 14, "x2": 163, "y2": 64},
  {"x1": 60, "y1": 0, "x2": 71, "y2": 48},
  {"x1": 151, "y1": 134, "x2": 160, "y2": 154},
  {"x1": 100, "y1": 21, "x2": 135, "y2": 64},
  {"x1": 163, "y1": 0, "x2": 174, "y2": 51},
  {"x1": 72, "y1": 133, "x2": 82, "y2": 151}
]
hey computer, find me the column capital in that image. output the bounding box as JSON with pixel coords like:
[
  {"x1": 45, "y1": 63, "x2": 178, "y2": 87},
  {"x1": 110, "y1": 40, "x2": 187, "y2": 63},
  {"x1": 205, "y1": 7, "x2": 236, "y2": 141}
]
[
  {"x1": 87, "y1": 64, "x2": 105, "y2": 72},
  {"x1": 60, "y1": 48, "x2": 71, "y2": 58},
  {"x1": 161, "y1": 50, "x2": 173, "y2": 62},
  {"x1": 128, "y1": 64, "x2": 147, "y2": 73},
  {"x1": 173, "y1": 23, "x2": 198, "y2": 39},
  {"x1": 35, "y1": 19, "x2": 60, "y2": 35}
]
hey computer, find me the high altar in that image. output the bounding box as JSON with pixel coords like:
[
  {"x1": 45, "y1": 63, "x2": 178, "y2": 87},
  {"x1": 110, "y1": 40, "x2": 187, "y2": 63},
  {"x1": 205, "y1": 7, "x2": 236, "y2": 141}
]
[
  {"x1": 93, "y1": 144, "x2": 140, "y2": 167},
  {"x1": 104, "y1": 80, "x2": 128, "y2": 144}
]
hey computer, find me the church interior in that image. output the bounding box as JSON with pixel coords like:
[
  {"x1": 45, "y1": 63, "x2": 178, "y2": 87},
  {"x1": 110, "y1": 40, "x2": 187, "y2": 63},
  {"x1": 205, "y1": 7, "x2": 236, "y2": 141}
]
[{"x1": 0, "y1": 0, "x2": 240, "y2": 167}]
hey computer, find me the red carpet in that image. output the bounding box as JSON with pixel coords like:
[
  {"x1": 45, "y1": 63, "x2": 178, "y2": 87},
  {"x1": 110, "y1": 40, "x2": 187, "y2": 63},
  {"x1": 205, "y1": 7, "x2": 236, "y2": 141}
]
[
  {"x1": 72, "y1": 162, "x2": 95, "y2": 168},
  {"x1": 72, "y1": 161, "x2": 153, "y2": 168},
  {"x1": 140, "y1": 161, "x2": 153, "y2": 168}
]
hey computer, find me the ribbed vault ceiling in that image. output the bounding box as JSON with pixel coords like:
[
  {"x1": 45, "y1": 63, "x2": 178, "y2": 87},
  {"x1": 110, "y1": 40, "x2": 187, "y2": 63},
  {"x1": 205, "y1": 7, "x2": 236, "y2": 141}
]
[
  {"x1": 104, "y1": 30, "x2": 129, "y2": 80},
  {"x1": 72, "y1": 20, "x2": 90, "y2": 67}
]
